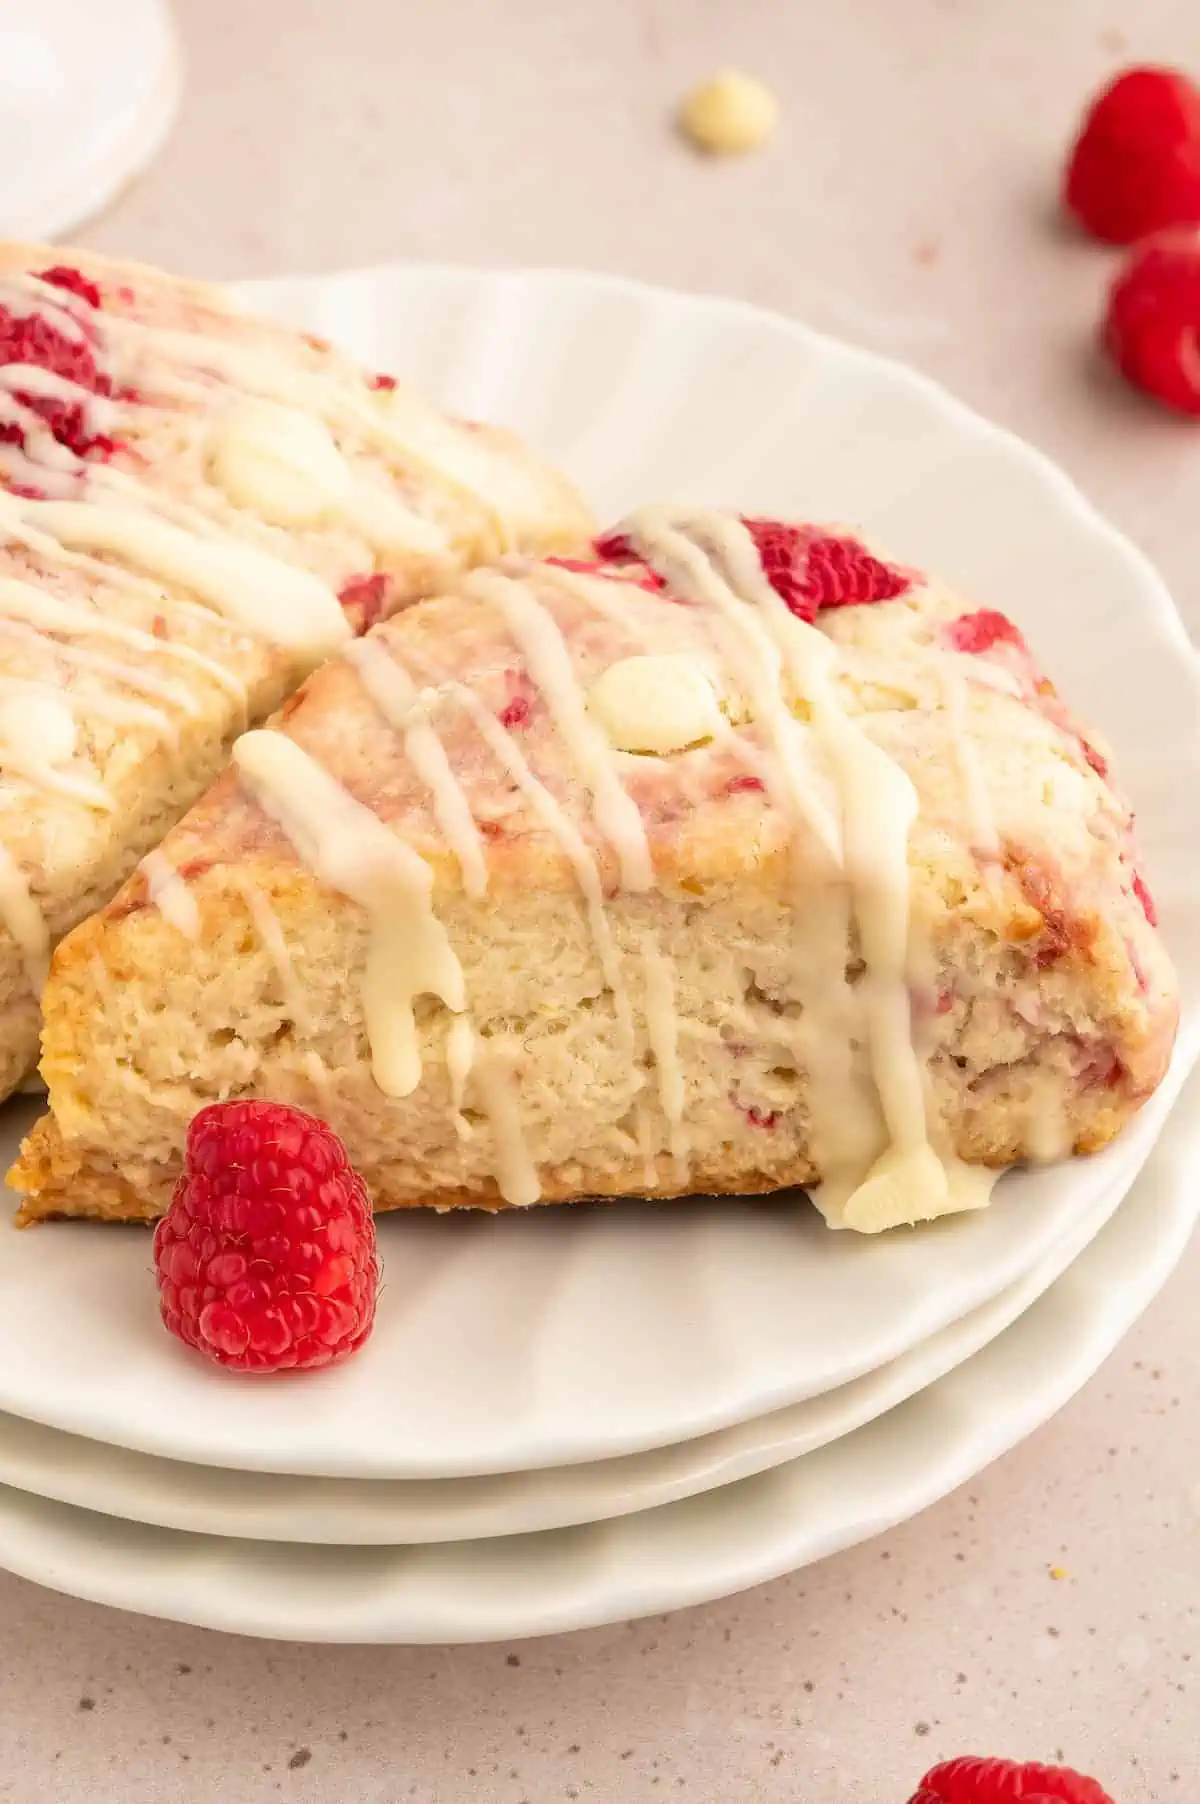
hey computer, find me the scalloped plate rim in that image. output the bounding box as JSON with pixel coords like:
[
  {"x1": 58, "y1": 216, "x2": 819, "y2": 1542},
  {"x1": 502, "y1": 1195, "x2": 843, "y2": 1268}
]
[
  {"x1": 0, "y1": 1062, "x2": 1192, "y2": 1642},
  {"x1": 0, "y1": 261, "x2": 1193, "y2": 1482}
]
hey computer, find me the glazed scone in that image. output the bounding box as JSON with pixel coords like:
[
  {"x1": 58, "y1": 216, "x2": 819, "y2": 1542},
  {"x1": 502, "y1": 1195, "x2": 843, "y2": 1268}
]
[
  {"x1": 11, "y1": 510, "x2": 1177, "y2": 1228},
  {"x1": 0, "y1": 246, "x2": 591, "y2": 1098}
]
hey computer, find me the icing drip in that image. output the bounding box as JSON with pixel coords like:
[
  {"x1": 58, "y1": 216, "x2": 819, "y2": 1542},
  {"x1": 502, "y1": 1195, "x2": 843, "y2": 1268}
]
[
  {"x1": 93, "y1": 302, "x2": 524, "y2": 539},
  {"x1": 445, "y1": 1014, "x2": 476, "y2": 1141},
  {"x1": 232, "y1": 729, "x2": 465, "y2": 1099},
  {"x1": 210, "y1": 401, "x2": 448, "y2": 553},
  {"x1": 472, "y1": 1042, "x2": 542, "y2": 1207},
  {"x1": 15, "y1": 500, "x2": 351, "y2": 673},
  {"x1": 401, "y1": 642, "x2": 637, "y2": 1056},
  {"x1": 231, "y1": 871, "x2": 308, "y2": 1028},
  {"x1": 0, "y1": 497, "x2": 248, "y2": 711},
  {"x1": 143, "y1": 849, "x2": 200, "y2": 940},
  {"x1": 345, "y1": 638, "x2": 488, "y2": 898},
  {"x1": 0, "y1": 689, "x2": 109, "y2": 810},
  {"x1": 622, "y1": 508, "x2": 991, "y2": 1230},
  {"x1": 469, "y1": 569, "x2": 654, "y2": 892}
]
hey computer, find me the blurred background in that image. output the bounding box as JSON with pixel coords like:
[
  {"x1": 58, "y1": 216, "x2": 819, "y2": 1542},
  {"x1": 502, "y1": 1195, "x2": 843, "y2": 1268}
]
[{"x1": 55, "y1": 0, "x2": 1200, "y2": 633}]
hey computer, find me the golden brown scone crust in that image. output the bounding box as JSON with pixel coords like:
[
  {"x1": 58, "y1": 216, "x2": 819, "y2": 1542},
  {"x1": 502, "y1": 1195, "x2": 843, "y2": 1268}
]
[
  {"x1": 10, "y1": 527, "x2": 1176, "y2": 1226},
  {"x1": 0, "y1": 244, "x2": 591, "y2": 1101}
]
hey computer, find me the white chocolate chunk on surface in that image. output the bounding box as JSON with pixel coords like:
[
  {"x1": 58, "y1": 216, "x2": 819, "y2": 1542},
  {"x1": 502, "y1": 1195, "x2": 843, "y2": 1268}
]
[
  {"x1": 588, "y1": 653, "x2": 722, "y2": 754},
  {"x1": 0, "y1": 693, "x2": 77, "y2": 766},
  {"x1": 209, "y1": 402, "x2": 354, "y2": 527},
  {"x1": 679, "y1": 71, "x2": 779, "y2": 155}
]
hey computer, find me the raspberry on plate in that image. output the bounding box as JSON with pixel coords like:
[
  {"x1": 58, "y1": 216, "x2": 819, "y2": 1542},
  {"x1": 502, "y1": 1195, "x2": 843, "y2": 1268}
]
[
  {"x1": 908, "y1": 1755, "x2": 1114, "y2": 1804},
  {"x1": 1103, "y1": 226, "x2": 1200, "y2": 415},
  {"x1": 154, "y1": 1101, "x2": 379, "y2": 1373},
  {"x1": 1064, "y1": 66, "x2": 1200, "y2": 243}
]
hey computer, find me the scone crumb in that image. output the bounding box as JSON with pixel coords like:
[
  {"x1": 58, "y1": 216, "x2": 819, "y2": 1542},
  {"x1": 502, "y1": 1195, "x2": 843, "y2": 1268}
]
[{"x1": 678, "y1": 70, "x2": 779, "y2": 156}]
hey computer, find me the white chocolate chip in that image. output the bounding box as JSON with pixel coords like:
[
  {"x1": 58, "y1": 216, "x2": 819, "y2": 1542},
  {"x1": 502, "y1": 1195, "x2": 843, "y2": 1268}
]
[
  {"x1": 210, "y1": 402, "x2": 354, "y2": 528},
  {"x1": 588, "y1": 654, "x2": 722, "y2": 755},
  {"x1": 0, "y1": 694, "x2": 76, "y2": 765},
  {"x1": 679, "y1": 71, "x2": 779, "y2": 156}
]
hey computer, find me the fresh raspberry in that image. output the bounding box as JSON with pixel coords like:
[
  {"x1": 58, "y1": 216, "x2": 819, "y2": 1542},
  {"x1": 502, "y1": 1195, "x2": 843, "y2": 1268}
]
[
  {"x1": 369, "y1": 371, "x2": 398, "y2": 391},
  {"x1": 337, "y1": 572, "x2": 392, "y2": 632},
  {"x1": 908, "y1": 1755, "x2": 1114, "y2": 1804},
  {"x1": 1104, "y1": 227, "x2": 1200, "y2": 415},
  {"x1": 154, "y1": 1101, "x2": 379, "y2": 1373},
  {"x1": 596, "y1": 521, "x2": 907, "y2": 620},
  {"x1": 1064, "y1": 67, "x2": 1200, "y2": 244},
  {"x1": 946, "y1": 609, "x2": 1027, "y2": 655},
  {"x1": 38, "y1": 264, "x2": 103, "y2": 310}
]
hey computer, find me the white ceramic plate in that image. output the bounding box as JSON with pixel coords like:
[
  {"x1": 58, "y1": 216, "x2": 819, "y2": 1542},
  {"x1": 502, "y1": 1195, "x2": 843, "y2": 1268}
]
[
  {"x1": 0, "y1": 0, "x2": 180, "y2": 240},
  {"x1": 0, "y1": 266, "x2": 1196, "y2": 1480},
  {"x1": 0, "y1": 1135, "x2": 1134, "y2": 1544},
  {"x1": 0, "y1": 1062, "x2": 1195, "y2": 1642}
]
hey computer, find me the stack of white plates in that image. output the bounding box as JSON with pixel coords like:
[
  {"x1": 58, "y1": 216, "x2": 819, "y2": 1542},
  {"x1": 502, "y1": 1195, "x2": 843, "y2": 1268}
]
[{"x1": 0, "y1": 266, "x2": 1195, "y2": 1643}]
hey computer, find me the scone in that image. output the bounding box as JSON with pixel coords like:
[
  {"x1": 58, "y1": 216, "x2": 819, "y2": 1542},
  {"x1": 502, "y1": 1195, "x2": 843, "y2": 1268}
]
[
  {"x1": 11, "y1": 509, "x2": 1177, "y2": 1230},
  {"x1": 0, "y1": 246, "x2": 591, "y2": 1098}
]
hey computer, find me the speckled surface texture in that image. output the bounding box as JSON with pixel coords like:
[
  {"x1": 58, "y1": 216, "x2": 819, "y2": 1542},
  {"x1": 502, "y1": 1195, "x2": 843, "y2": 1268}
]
[{"x1": 3, "y1": 0, "x2": 1199, "y2": 1798}]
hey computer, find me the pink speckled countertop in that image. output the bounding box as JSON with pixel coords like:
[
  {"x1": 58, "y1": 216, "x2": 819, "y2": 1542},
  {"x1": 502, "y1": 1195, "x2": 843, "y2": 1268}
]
[{"x1": 3, "y1": 2, "x2": 1199, "y2": 1800}]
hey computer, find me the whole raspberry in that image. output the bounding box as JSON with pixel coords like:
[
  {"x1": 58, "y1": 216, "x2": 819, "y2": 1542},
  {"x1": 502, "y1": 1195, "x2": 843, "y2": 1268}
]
[
  {"x1": 1065, "y1": 67, "x2": 1200, "y2": 243},
  {"x1": 154, "y1": 1101, "x2": 379, "y2": 1373},
  {"x1": 908, "y1": 1756, "x2": 1114, "y2": 1804},
  {"x1": 1104, "y1": 226, "x2": 1200, "y2": 414}
]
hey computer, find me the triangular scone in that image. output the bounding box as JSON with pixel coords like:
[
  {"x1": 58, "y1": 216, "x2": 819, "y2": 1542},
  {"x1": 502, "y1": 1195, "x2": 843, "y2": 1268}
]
[
  {"x1": 0, "y1": 246, "x2": 591, "y2": 1098},
  {"x1": 12, "y1": 510, "x2": 1177, "y2": 1229}
]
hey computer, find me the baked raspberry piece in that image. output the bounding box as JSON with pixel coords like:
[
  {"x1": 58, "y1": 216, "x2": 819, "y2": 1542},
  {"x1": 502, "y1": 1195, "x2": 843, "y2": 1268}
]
[
  {"x1": 38, "y1": 264, "x2": 104, "y2": 310},
  {"x1": 1133, "y1": 870, "x2": 1159, "y2": 925},
  {"x1": 596, "y1": 519, "x2": 908, "y2": 620},
  {"x1": 946, "y1": 609, "x2": 1027, "y2": 656},
  {"x1": 337, "y1": 572, "x2": 393, "y2": 632},
  {"x1": 743, "y1": 518, "x2": 909, "y2": 621},
  {"x1": 154, "y1": 1101, "x2": 379, "y2": 1373},
  {"x1": 908, "y1": 1755, "x2": 1114, "y2": 1804},
  {"x1": 0, "y1": 263, "x2": 115, "y2": 460},
  {"x1": 1104, "y1": 226, "x2": 1200, "y2": 414},
  {"x1": 1065, "y1": 67, "x2": 1200, "y2": 244}
]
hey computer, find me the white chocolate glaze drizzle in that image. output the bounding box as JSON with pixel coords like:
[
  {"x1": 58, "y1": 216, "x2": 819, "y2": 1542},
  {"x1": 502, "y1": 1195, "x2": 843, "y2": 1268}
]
[
  {"x1": 469, "y1": 569, "x2": 654, "y2": 892},
  {"x1": 620, "y1": 507, "x2": 996, "y2": 1230},
  {"x1": 16, "y1": 500, "x2": 350, "y2": 673},
  {"x1": 233, "y1": 729, "x2": 466, "y2": 1100},
  {"x1": 142, "y1": 849, "x2": 200, "y2": 940},
  {"x1": 345, "y1": 638, "x2": 488, "y2": 898}
]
